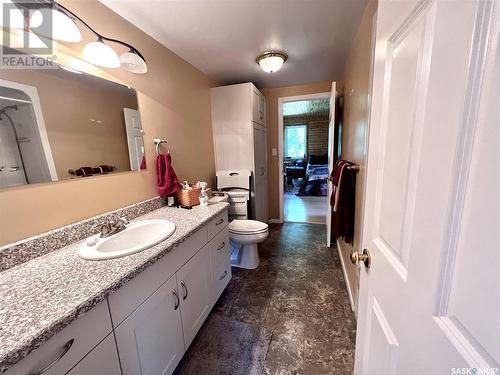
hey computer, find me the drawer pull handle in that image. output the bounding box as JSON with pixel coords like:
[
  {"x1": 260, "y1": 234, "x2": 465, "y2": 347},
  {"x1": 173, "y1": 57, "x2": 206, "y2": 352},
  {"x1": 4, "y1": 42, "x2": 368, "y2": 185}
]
[
  {"x1": 219, "y1": 270, "x2": 228, "y2": 280},
  {"x1": 215, "y1": 218, "x2": 224, "y2": 226},
  {"x1": 217, "y1": 242, "x2": 225, "y2": 251},
  {"x1": 172, "y1": 289, "x2": 180, "y2": 310},
  {"x1": 181, "y1": 280, "x2": 188, "y2": 300},
  {"x1": 29, "y1": 338, "x2": 74, "y2": 375}
]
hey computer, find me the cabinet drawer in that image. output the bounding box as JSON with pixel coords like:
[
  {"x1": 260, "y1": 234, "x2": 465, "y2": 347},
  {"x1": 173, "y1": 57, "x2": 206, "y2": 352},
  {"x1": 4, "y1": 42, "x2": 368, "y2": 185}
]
[
  {"x1": 208, "y1": 227, "x2": 230, "y2": 273},
  {"x1": 207, "y1": 210, "x2": 228, "y2": 239},
  {"x1": 66, "y1": 333, "x2": 120, "y2": 375},
  {"x1": 6, "y1": 302, "x2": 112, "y2": 375},
  {"x1": 212, "y1": 259, "x2": 232, "y2": 305},
  {"x1": 108, "y1": 226, "x2": 208, "y2": 328}
]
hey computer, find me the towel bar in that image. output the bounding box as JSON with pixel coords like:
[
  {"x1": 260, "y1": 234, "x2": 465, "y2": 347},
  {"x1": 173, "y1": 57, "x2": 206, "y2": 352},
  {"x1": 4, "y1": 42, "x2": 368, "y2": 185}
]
[{"x1": 153, "y1": 138, "x2": 169, "y2": 154}]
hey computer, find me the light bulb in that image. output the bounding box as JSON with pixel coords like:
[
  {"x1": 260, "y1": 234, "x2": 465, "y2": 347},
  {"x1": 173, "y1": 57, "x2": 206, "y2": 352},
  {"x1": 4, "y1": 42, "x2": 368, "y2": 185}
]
[
  {"x1": 120, "y1": 50, "x2": 147, "y2": 74},
  {"x1": 83, "y1": 39, "x2": 120, "y2": 68}
]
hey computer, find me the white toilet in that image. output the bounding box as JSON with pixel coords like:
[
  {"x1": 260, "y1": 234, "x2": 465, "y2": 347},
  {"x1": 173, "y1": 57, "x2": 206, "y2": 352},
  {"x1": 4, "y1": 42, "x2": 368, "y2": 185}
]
[
  {"x1": 229, "y1": 219, "x2": 268, "y2": 269},
  {"x1": 216, "y1": 170, "x2": 269, "y2": 269}
]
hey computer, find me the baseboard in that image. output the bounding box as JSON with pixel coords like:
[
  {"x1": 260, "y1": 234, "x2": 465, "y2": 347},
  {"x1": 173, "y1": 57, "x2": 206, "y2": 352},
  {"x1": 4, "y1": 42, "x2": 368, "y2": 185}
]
[
  {"x1": 336, "y1": 240, "x2": 357, "y2": 315},
  {"x1": 268, "y1": 219, "x2": 283, "y2": 224}
]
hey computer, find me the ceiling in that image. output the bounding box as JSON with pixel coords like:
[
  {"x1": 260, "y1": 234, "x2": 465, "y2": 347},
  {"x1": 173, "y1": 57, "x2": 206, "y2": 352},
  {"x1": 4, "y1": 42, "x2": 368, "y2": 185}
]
[
  {"x1": 283, "y1": 99, "x2": 330, "y2": 117},
  {"x1": 100, "y1": 0, "x2": 367, "y2": 88}
]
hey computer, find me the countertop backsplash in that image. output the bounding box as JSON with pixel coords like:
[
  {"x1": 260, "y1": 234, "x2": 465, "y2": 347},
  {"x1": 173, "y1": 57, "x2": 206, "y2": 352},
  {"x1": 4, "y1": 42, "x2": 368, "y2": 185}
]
[{"x1": 0, "y1": 196, "x2": 166, "y2": 272}]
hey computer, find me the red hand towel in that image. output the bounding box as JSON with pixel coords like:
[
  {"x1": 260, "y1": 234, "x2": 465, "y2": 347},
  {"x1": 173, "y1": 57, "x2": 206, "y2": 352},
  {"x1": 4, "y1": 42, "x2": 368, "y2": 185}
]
[{"x1": 156, "y1": 153, "x2": 181, "y2": 197}]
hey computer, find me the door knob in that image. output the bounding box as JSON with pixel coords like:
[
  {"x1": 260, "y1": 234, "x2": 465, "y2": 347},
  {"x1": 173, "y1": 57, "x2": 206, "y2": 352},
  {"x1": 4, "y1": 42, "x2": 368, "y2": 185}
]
[{"x1": 350, "y1": 248, "x2": 371, "y2": 269}]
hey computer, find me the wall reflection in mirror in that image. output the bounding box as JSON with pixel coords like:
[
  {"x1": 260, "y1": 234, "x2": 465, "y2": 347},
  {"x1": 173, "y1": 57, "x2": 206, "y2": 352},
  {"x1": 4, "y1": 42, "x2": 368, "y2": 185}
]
[{"x1": 0, "y1": 65, "x2": 145, "y2": 189}]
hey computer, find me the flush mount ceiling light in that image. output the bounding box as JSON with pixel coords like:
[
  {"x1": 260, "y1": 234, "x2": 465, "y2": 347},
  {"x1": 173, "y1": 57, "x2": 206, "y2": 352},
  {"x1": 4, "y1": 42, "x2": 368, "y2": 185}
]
[
  {"x1": 256, "y1": 51, "x2": 288, "y2": 73},
  {"x1": 83, "y1": 37, "x2": 121, "y2": 68}
]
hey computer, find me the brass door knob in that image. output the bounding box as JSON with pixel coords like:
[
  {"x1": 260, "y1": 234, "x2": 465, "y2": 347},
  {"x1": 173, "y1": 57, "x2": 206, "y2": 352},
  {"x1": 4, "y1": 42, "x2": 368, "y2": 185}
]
[{"x1": 350, "y1": 248, "x2": 371, "y2": 269}]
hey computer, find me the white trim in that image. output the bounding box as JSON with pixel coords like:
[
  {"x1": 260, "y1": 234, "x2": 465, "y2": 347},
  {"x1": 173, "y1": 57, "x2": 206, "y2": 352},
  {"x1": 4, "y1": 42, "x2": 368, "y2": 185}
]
[
  {"x1": 277, "y1": 91, "x2": 331, "y2": 224},
  {"x1": 0, "y1": 79, "x2": 58, "y2": 181},
  {"x1": 336, "y1": 241, "x2": 356, "y2": 313}
]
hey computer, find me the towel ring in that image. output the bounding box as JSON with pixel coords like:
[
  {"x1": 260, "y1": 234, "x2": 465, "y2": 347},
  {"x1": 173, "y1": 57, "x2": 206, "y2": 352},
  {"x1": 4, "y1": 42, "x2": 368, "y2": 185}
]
[{"x1": 153, "y1": 138, "x2": 169, "y2": 155}]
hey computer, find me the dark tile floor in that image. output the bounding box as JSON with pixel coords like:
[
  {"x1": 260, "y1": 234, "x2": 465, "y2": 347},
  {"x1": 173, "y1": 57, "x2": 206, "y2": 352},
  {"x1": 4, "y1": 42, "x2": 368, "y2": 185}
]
[{"x1": 176, "y1": 223, "x2": 356, "y2": 375}]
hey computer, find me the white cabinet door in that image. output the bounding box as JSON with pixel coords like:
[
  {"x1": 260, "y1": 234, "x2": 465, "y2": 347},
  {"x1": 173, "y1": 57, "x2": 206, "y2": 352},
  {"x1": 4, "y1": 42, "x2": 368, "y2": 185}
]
[
  {"x1": 252, "y1": 123, "x2": 268, "y2": 222},
  {"x1": 66, "y1": 334, "x2": 121, "y2": 375},
  {"x1": 177, "y1": 245, "x2": 212, "y2": 349},
  {"x1": 115, "y1": 275, "x2": 185, "y2": 375}
]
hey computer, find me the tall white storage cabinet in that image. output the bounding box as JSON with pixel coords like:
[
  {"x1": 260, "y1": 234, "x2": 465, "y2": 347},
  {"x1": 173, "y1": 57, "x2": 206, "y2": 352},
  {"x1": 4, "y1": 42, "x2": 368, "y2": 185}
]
[{"x1": 211, "y1": 83, "x2": 268, "y2": 222}]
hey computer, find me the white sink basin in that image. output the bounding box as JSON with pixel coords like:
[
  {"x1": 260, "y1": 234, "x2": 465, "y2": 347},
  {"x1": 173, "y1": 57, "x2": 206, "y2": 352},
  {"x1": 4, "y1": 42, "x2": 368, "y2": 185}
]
[{"x1": 79, "y1": 219, "x2": 176, "y2": 260}]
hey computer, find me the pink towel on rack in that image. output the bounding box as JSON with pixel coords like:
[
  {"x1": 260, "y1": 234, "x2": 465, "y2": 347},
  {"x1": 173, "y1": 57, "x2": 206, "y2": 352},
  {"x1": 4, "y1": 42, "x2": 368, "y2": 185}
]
[{"x1": 156, "y1": 152, "x2": 181, "y2": 197}]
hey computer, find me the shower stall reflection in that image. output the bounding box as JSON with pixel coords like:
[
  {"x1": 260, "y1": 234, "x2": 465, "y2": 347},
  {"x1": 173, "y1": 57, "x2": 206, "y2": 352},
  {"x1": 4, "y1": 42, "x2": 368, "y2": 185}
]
[{"x1": 0, "y1": 87, "x2": 54, "y2": 188}]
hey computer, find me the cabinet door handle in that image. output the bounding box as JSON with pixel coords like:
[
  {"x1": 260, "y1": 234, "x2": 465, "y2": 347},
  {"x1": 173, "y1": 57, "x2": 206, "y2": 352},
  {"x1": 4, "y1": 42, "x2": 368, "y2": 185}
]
[
  {"x1": 29, "y1": 338, "x2": 74, "y2": 375},
  {"x1": 180, "y1": 280, "x2": 188, "y2": 300},
  {"x1": 219, "y1": 270, "x2": 228, "y2": 281},
  {"x1": 217, "y1": 242, "x2": 225, "y2": 251},
  {"x1": 172, "y1": 289, "x2": 180, "y2": 310},
  {"x1": 215, "y1": 218, "x2": 224, "y2": 226}
]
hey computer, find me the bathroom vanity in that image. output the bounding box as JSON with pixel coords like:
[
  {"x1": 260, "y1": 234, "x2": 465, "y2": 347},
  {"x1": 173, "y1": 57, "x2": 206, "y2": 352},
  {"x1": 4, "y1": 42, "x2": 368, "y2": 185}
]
[{"x1": 0, "y1": 202, "x2": 230, "y2": 375}]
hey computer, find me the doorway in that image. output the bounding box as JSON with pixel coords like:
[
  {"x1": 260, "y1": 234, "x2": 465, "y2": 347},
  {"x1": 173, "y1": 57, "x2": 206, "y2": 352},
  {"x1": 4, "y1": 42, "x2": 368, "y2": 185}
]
[{"x1": 278, "y1": 92, "x2": 333, "y2": 224}]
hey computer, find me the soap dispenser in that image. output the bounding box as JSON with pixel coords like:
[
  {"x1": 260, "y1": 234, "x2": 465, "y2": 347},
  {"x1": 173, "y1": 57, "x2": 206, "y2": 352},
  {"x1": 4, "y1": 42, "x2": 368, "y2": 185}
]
[{"x1": 199, "y1": 181, "x2": 209, "y2": 206}]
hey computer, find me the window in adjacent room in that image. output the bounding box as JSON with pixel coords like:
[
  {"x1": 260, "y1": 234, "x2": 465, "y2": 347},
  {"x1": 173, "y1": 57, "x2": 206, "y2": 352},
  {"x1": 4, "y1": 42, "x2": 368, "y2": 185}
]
[{"x1": 284, "y1": 125, "x2": 307, "y2": 158}]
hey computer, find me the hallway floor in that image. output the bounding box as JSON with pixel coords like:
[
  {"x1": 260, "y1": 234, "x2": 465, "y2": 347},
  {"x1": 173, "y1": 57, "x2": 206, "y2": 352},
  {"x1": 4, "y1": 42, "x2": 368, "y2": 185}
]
[
  {"x1": 175, "y1": 223, "x2": 356, "y2": 375},
  {"x1": 284, "y1": 189, "x2": 328, "y2": 224}
]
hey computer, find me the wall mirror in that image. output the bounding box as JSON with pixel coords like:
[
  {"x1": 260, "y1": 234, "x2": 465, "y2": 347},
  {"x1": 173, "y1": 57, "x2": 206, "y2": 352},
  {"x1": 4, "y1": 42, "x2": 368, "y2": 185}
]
[{"x1": 0, "y1": 64, "x2": 145, "y2": 189}]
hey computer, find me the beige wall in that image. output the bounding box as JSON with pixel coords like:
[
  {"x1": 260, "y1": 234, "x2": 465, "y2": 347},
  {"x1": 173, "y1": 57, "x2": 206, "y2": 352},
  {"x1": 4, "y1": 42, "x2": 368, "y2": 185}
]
[
  {"x1": 2, "y1": 69, "x2": 137, "y2": 179},
  {"x1": 338, "y1": 0, "x2": 378, "y2": 310},
  {"x1": 264, "y1": 82, "x2": 333, "y2": 220},
  {"x1": 0, "y1": 0, "x2": 216, "y2": 245}
]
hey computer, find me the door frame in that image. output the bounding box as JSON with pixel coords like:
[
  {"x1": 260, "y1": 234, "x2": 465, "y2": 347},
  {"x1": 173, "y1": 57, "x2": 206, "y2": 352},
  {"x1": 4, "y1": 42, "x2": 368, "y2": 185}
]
[
  {"x1": 0, "y1": 78, "x2": 58, "y2": 181},
  {"x1": 277, "y1": 91, "x2": 332, "y2": 224}
]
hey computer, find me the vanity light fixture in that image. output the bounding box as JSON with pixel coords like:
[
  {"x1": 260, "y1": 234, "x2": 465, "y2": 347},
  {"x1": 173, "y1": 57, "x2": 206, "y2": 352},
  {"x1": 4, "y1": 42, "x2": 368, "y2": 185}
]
[
  {"x1": 16, "y1": 1, "x2": 147, "y2": 74},
  {"x1": 120, "y1": 49, "x2": 148, "y2": 74},
  {"x1": 83, "y1": 37, "x2": 121, "y2": 68},
  {"x1": 30, "y1": 7, "x2": 82, "y2": 42},
  {"x1": 256, "y1": 51, "x2": 288, "y2": 73}
]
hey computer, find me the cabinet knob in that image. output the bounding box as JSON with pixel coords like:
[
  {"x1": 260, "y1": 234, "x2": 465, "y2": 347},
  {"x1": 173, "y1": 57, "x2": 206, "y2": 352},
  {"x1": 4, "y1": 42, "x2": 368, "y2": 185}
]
[{"x1": 217, "y1": 242, "x2": 225, "y2": 251}]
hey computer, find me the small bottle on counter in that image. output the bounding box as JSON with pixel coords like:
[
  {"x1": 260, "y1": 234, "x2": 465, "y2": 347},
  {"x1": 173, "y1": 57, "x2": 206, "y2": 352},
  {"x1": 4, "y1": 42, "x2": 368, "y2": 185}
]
[{"x1": 199, "y1": 182, "x2": 209, "y2": 206}]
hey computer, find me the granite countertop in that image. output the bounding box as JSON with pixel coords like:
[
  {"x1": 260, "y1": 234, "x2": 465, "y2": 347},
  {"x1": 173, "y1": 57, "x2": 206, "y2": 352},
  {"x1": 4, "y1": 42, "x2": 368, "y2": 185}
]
[{"x1": 0, "y1": 202, "x2": 229, "y2": 372}]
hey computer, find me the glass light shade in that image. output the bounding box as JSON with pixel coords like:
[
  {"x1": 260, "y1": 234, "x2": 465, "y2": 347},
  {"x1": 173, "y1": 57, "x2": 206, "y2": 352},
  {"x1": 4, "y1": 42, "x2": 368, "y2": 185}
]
[
  {"x1": 83, "y1": 40, "x2": 120, "y2": 68},
  {"x1": 30, "y1": 8, "x2": 82, "y2": 42},
  {"x1": 257, "y1": 52, "x2": 287, "y2": 73},
  {"x1": 120, "y1": 51, "x2": 148, "y2": 74}
]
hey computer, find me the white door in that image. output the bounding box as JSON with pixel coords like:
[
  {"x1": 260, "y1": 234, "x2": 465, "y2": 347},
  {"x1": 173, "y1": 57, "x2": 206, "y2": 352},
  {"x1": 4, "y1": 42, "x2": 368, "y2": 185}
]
[
  {"x1": 123, "y1": 108, "x2": 144, "y2": 171},
  {"x1": 115, "y1": 275, "x2": 185, "y2": 375},
  {"x1": 355, "y1": 1, "x2": 499, "y2": 374},
  {"x1": 326, "y1": 81, "x2": 336, "y2": 247},
  {"x1": 252, "y1": 123, "x2": 268, "y2": 222},
  {"x1": 177, "y1": 245, "x2": 212, "y2": 350}
]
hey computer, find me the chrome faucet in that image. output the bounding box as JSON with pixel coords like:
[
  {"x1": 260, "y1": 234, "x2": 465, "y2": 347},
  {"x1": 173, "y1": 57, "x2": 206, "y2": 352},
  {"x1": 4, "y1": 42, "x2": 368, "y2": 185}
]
[{"x1": 95, "y1": 217, "x2": 129, "y2": 238}]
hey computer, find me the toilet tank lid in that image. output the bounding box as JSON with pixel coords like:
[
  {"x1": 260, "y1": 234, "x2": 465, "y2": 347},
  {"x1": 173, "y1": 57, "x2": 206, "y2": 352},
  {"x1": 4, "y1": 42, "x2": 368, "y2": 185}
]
[{"x1": 216, "y1": 170, "x2": 251, "y2": 190}]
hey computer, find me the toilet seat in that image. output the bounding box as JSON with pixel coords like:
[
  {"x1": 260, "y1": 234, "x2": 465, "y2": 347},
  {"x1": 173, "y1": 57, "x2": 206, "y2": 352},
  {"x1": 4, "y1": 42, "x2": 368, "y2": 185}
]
[{"x1": 228, "y1": 220, "x2": 268, "y2": 234}]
